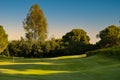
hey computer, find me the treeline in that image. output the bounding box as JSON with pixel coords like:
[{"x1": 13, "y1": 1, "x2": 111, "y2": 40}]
[
  {"x1": 1, "y1": 29, "x2": 94, "y2": 58},
  {"x1": 1, "y1": 4, "x2": 120, "y2": 58},
  {"x1": 2, "y1": 25, "x2": 120, "y2": 58}
]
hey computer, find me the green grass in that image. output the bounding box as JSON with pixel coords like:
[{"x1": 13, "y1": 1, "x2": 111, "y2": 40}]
[
  {"x1": 0, "y1": 54, "x2": 120, "y2": 80},
  {"x1": 86, "y1": 46, "x2": 120, "y2": 59}
]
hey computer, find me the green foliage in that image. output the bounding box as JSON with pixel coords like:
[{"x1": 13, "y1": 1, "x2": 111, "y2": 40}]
[
  {"x1": 23, "y1": 4, "x2": 47, "y2": 43},
  {"x1": 6, "y1": 40, "x2": 43, "y2": 57},
  {"x1": 6, "y1": 38, "x2": 26, "y2": 57},
  {"x1": 97, "y1": 25, "x2": 120, "y2": 48},
  {"x1": 63, "y1": 29, "x2": 90, "y2": 44},
  {"x1": 62, "y1": 29, "x2": 90, "y2": 54},
  {"x1": 41, "y1": 38, "x2": 65, "y2": 57},
  {"x1": 0, "y1": 25, "x2": 8, "y2": 53}
]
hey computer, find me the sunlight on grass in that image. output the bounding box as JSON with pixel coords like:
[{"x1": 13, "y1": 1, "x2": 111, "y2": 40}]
[
  {"x1": 50, "y1": 54, "x2": 86, "y2": 60},
  {"x1": 0, "y1": 69, "x2": 70, "y2": 75},
  {"x1": 0, "y1": 61, "x2": 54, "y2": 65},
  {"x1": 0, "y1": 60, "x2": 70, "y2": 75}
]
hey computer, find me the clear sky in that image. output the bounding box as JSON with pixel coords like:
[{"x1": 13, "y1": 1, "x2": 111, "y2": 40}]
[{"x1": 0, "y1": 0, "x2": 120, "y2": 44}]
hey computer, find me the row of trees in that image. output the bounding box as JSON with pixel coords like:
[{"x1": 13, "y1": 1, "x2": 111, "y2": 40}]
[
  {"x1": 1, "y1": 29, "x2": 92, "y2": 58},
  {"x1": 1, "y1": 25, "x2": 120, "y2": 58},
  {"x1": 0, "y1": 4, "x2": 120, "y2": 58}
]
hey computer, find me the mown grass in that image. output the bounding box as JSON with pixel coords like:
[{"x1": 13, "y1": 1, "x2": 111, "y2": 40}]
[
  {"x1": 86, "y1": 46, "x2": 120, "y2": 60},
  {"x1": 0, "y1": 53, "x2": 120, "y2": 80}
]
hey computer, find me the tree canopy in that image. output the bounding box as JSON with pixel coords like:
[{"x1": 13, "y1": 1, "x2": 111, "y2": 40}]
[
  {"x1": 0, "y1": 25, "x2": 8, "y2": 53},
  {"x1": 97, "y1": 25, "x2": 120, "y2": 47},
  {"x1": 62, "y1": 29, "x2": 90, "y2": 54},
  {"x1": 23, "y1": 4, "x2": 47, "y2": 43},
  {"x1": 62, "y1": 29, "x2": 90, "y2": 44}
]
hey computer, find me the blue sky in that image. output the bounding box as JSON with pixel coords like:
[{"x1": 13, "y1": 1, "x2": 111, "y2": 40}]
[{"x1": 0, "y1": 0, "x2": 120, "y2": 43}]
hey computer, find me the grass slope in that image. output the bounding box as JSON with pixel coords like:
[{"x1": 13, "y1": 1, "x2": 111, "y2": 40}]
[
  {"x1": 0, "y1": 54, "x2": 120, "y2": 80},
  {"x1": 86, "y1": 46, "x2": 120, "y2": 59}
]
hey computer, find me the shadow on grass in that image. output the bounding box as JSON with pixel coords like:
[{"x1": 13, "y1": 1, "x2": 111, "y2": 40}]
[
  {"x1": 0, "y1": 55, "x2": 120, "y2": 80},
  {"x1": 0, "y1": 67, "x2": 120, "y2": 80},
  {"x1": 0, "y1": 56, "x2": 88, "y2": 80}
]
